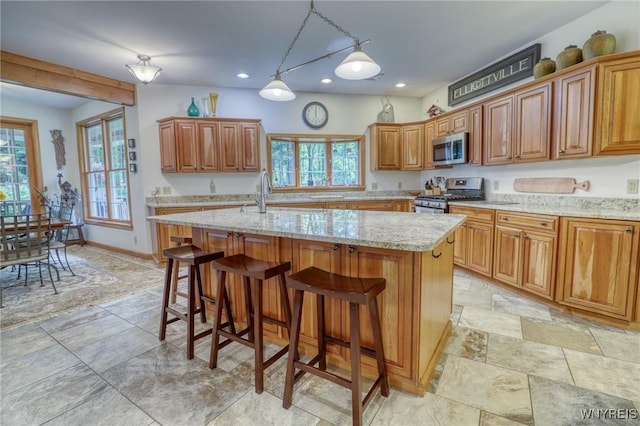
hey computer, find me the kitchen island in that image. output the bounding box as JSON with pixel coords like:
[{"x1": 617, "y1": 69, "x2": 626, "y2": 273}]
[{"x1": 147, "y1": 207, "x2": 465, "y2": 395}]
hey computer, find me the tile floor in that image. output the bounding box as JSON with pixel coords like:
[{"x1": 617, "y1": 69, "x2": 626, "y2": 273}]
[{"x1": 1, "y1": 265, "x2": 639, "y2": 425}]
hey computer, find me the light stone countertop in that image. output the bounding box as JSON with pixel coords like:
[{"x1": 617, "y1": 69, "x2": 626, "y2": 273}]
[
  {"x1": 147, "y1": 207, "x2": 465, "y2": 252},
  {"x1": 449, "y1": 199, "x2": 640, "y2": 221}
]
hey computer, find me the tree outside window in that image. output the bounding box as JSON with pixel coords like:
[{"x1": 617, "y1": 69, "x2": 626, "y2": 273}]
[{"x1": 268, "y1": 135, "x2": 364, "y2": 191}]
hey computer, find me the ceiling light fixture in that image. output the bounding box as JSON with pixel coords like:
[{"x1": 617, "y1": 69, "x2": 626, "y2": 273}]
[
  {"x1": 395, "y1": 82, "x2": 407, "y2": 88},
  {"x1": 237, "y1": 72, "x2": 250, "y2": 79},
  {"x1": 259, "y1": 0, "x2": 381, "y2": 101},
  {"x1": 125, "y1": 54, "x2": 161, "y2": 85},
  {"x1": 320, "y1": 78, "x2": 332, "y2": 84}
]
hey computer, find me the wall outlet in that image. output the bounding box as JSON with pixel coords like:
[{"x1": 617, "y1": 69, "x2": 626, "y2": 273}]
[
  {"x1": 152, "y1": 187, "x2": 160, "y2": 196},
  {"x1": 493, "y1": 180, "x2": 500, "y2": 190},
  {"x1": 162, "y1": 186, "x2": 172, "y2": 195},
  {"x1": 397, "y1": 182, "x2": 402, "y2": 189},
  {"x1": 133, "y1": 236, "x2": 137, "y2": 244},
  {"x1": 371, "y1": 182, "x2": 378, "y2": 190},
  {"x1": 627, "y1": 179, "x2": 639, "y2": 194},
  {"x1": 210, "y1": 183, "x2": 216, "y2": 194}
]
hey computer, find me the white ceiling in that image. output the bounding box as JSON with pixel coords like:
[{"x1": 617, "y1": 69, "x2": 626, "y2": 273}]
[{"x1": 1, "y1": 1, "x2": 607, "y2": 107}]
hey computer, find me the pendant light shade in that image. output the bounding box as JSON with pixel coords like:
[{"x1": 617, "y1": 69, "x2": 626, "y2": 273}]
[
  {"x1": 335, "y1": 44, "x2": 381, "y2": 80},
  {"x1": 259, "y1": 75, "x2": 296, "y2": 101},
  {"x1": 126, "y1": 54, "x2": 161, "y2": 84}
]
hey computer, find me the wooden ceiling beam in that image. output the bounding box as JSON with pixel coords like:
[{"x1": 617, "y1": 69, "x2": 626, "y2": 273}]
[{"x1": 0, "y1": 51, "x2": 136, "y2": 106}]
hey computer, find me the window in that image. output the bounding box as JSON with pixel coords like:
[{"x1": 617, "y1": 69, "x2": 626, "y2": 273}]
[
  {"x1": 77, "y1": 108, "x2": 132, "y2": 228},
  {"x1": 0, "y1": 118, "x2": 44, "y2": 216},
  {"x1": 268, "y1": 134, "x2": 364, "y2": 191}
]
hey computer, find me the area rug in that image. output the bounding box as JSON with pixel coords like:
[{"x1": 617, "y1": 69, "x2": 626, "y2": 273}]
[{"x1": 0, "y1": 246, "x2": 165, "y2": 330}]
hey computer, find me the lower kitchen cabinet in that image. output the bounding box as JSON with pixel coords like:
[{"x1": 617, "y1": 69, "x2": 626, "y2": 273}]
[
  {"x1": 493, "y1": 211, "x2": 558, "y2": 300},
  {"x1": 449, "y1": 206, "x2": 494, "y2": 277},
  {"x1": 556, "y1": 217, "x2": 640, "y2": 320},
  {"x1": 149, "y1": 206, "x2": 200, "y2": 263}
]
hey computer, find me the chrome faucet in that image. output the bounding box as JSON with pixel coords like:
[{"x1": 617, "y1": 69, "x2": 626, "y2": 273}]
[{"x1": 256, "y1": 169, "x2": 272, "y2": 213}]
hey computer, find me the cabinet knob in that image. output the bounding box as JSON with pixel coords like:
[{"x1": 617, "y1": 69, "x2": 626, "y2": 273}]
[
  {"x1": 558, "y1": 149, "x2": 565, "y2": 154},
  {"x1": 523, "y1": 234, "x2": 529, "y2": 239},
  {"x1": 515, "y1": 155, "x2": 520, "y2": 159},
  {"x1": 626, "y1": 227, "x2": 633, "y2": 233},
  {"x1": 348, "y1": 246, "x2": 356, "y2": 253},
  {"x1": 502, "y1": 216, "x2": 508, "y2": 221},
  {"x1": 507, "y1": 156, "x2": 512, "y2": 160},
  {"x1": 540, "y1": 221, "x2": 547, "y2": 226},
  {"x1": 226, "y1": 232, "x2": 232, "y2": 238},
  {"x1": 467, "y1": 225, "x2": 473, "y2": 229},
  {"x1": 333, "y1": 244, "x2": 340, "y2": 251},
  {"x1": 515, "y1": 233, "x2": 521, "y2": 238},
  {"x1": 235, "y1": 232, "x2": 243, "y2": 238}
]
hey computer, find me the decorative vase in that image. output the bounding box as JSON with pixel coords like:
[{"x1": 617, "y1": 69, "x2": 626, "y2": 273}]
[
  {"x1": 583, "y1": 30, "x2": 616, "y2": 60},
  {"x1": 209, "y1": 92, "x2": 218, "y2": 117},
  {"x1": 533, "y1": 57, "x2": 556, "y2": 79},
  {"x1": 201, "y1": 97, "x2": 212, "y2": 117},
  {"x1": 556, "y1": 45, "x2": 583, "y2": 70},
  {"x1": 187, "y1": 97, "x2": 200, "y2": 117}
]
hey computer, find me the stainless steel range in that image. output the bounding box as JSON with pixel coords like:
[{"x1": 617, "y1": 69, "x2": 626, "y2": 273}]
[{"x1": 414, "y1": 177, "x2": 485, "y2": 213}]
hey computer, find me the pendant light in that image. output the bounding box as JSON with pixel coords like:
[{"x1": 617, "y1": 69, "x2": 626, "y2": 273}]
[
  {"x1": 260, "y1": 0, "x2": 381, "y2": 101},
  {"x1": 126, "y1": 54, "x2": 161, "y2": 84}
]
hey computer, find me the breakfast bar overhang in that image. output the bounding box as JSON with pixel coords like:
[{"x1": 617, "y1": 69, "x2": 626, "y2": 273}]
[{"x1": 147, "y1": 207, "x2": 465, "y2": 395}]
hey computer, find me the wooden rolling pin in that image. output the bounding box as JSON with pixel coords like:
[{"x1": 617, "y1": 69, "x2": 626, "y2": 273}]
[{"x1": 513, "y1": 178, "x2": 590, "y2": 194}]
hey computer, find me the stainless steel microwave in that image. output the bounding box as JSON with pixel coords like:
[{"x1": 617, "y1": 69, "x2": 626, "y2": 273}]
[{"x1": 432, "y1": 132, "x2": 468, "y2": 166}]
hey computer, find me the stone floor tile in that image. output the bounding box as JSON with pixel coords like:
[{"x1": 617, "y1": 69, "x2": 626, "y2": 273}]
[
  {"x1": 480, "y1": 411, "x2": 528, "y2": 425},
  {"x1": 486, "y1": 334, "x2": 573, "y2": 383},
  {"x1": 37, "y1": 305, "x2": 111, "y2": 334},
  {"x1": 451, "y1": 304, "x2": 463, "y2": 326},
  {"x1": 49, "y1": 314, "x2": 135, "y2": 352},
  {"x1": 589, "y1": 327, "x2": 640, "y2": 364},
  {"x1": 564, "y1": 349, "x2": 640, "y2": 402},
  {"x1": 458, "y1": 306, "x2": 523, "y2": 339},
  {"x1": 99, "y1": 290, "x2": 163, "y2": 319},
  {"x1": 43, "y1": 387, "x2": 156, "y2": 426},
  {"x1": 444, "y1": 326, "x2": 488, "y2": 362},
  {"x1": 101, "y1": 344, "x2": 250, "y2": 425},
  {"x1": 436, "y1": 355, "x2": 532, "y2": 424},
  {"x1": 0, "y1": 323, "x2": 57, "y2": 364},
  {"x1": 491, "y1": 293, "x2": 552, "y2": 321},
  {"x1": 521, "y1": 318, "x2": 601, "y2": 355},
  {"x1": 72, "y1": 326, "x2": 161, "y2": 372},
  {"x1": 529, "y1": 374, "x2": 638, "y2": 426},
  {"x1": 454, "y1": 287, "x2": 494, "y2": 310},
  {"x1": 208, "y1": 387, "x2": 321, "y2": 425},
  {"x1": 372, "y1": 391, "x2": 480, "y2": 425}
]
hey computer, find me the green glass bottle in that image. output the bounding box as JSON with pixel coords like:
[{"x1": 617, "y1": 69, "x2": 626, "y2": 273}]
[{"x1": 187, "y1": 97, "x2": 200, "y2": 117}]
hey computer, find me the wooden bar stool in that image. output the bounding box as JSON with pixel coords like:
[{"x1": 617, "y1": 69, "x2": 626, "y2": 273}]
[
  {"x1": 169, "y1": 235, "x2": 193, "y2": 304},
  {"x1": 283, "y1": 267, "x2": 390, "y2": 426},
  {"x1": 209, "y1": 254, "x2": 293, "y2": 394},
  {"x1": 159, "y1": 244, "x2": 224, "y2": 359}
]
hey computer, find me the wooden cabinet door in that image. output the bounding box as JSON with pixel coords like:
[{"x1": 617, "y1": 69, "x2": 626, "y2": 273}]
[
  {"x1": 423, "y1": 122, "x2": 436, "y2": 170},
  {"x1": 484, "y1": 95, "x2": 514, "y2": 165},
  {"x1": 401, "y1": 124, "x2": 423, "y2": 170},
  {"x1": 553, "y1": 68, "x2": 594, "y2": 159},
  {"x1": 346, "y1": 245, "x2": 414, "y2": 379},
  {"x1": 240, "y1": 122, "x2": 260, "y2": 171},
  {"x1": 558, "y1": 218, "x2": 639, "y2": 319},
  {"x1": 291, "y1": 239, "x2": 344, "y2": 356},
  {"x1": 435, "y1": 117, "x2": 450, "y2": 138},
  {"x1": 371, "y1": 125, "x2": 401, "y2": 170},
  {"x1": 435, "y1": 110, "x2": 468, "y2": 137},
  {"x1": 200, "y1": 229, "x2": 236, "y2": 300},
  {"x1": 220, "y1": 122, "x2": 240, "y2": 171},
  {"x1": 349, "y1": 200, "x2": 394, "y2": 211},
  {"x1": 468, "y1": 105, "x2": 483, "y2": 166},
  {"x1": 175, "y1": 120, "x2": 199, "y2": 172},
  {"x1": 467, "y1": 221, "x2": 493, "y2": 277},
  {"x1": 159, "y1": 121, "x2": 177, "y2": 172},
  {"x1": 595, "y1": 57, "x2": 640, "y2": 155},
  {"x1": 493, "y1": 226, "x2": 521, "y2": 286},
  {"x1": 452, "y1": 223, "x2": 468, "y2": 267},
  {"x1": 515, "y1": 83, "x2": 551, "y2": 162},
  {"x1": 198, "y1": 121, "x2": 220, "y2": 172},
  {"x1": 521, "y1": 231, "x2": 556, "y2": 299}
]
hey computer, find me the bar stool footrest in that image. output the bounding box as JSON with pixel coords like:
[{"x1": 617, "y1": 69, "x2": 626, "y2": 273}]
[{"x1": 324, "y1": 335, "x2": 378, "y2": 358}]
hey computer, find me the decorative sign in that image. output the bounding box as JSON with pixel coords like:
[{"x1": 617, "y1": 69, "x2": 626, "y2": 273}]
[{"x1": 448, "y1": 44, "x2": 541, "y2": 106}]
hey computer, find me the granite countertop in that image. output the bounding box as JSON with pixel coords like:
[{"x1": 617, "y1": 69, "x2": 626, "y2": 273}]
[
  {"x1": 147, "y1": 207, "x2": 464, "y2": 252},
  {"x1": 449, "y1": 197, "x2": 640, "y2": 221}
]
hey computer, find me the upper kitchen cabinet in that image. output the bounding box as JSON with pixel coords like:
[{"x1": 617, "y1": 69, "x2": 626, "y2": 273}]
[
  {"x1": 467, "y1": 105, "x2": 483, "y2": 166},
  {"x1": 552, "y1": 67, "x2": 595, "y2": 159},
  {"x1": 423, "y1": 121, "x2": 436, "y2": 170},
  {"x1": 370, "y1": 122, "x2": 425, "y2": 171},
  {"x1": 484, "y1": 81, "x2": 551, "y2": 165},
  {"x1": 401, "y1": 122, "x2": 424, "y2": 170},
  {"x1": 369, "y1": 123, "x2": 401, "y2": 170},
  {"x1": 594, "y1": 54, "x2": 640, "y2": 155},
  {"x1": 435, "y1": 109, "x2": 468, "y2": 137},
  {"x1": 158, "y1": 117, "x2": 261, "y2": 173}
]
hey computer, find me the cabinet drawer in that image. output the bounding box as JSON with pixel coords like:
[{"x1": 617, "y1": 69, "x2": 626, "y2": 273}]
[
  {"x1": 448, "y1": 206, "x2": 494, "y2": 224},
  {"x1": 496, "y1": 211, "x2": 558, "y2": 232}
]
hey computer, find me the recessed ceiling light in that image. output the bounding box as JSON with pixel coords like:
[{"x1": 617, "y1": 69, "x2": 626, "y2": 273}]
[
  {"x1": 237, "y1": 73, "x2": 250, "y2": 79},
  {"x1": 395, "y1": 82, "x2": 407, "y2": 88},
  {"x1": 320, "y1": 78, "x2": 332, "y2": 84}
]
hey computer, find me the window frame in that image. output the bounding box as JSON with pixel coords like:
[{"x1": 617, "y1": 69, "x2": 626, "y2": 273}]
[
  {"x1": 76, "y1": 107, "x2": 133, "y2": 229},
  {"x1": 267, "y1": 133, "x2": 365, "y2": 192}
]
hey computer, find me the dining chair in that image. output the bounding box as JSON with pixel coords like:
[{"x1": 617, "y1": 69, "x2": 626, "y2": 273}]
[
  {"x1": 0, "y1": 213, "x2": 57, "y2": 308},
  {"x1": 48, "y1": 202, "x2": 75, "y2": 275}
]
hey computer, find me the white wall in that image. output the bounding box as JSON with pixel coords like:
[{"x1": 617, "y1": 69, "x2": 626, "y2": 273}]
[{"x1": 421, "y1": 1, "x2": 640, "y2": 198}]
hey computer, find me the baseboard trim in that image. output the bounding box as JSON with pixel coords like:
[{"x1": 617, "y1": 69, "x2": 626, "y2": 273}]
[{"x1": 83, "y1": 240, "x2": 154, "y2": 260}]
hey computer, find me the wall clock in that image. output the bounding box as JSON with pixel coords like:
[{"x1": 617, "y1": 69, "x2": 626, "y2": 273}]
[{"x1": 302, "y1": 101, "x2": 328, "y2": 129}]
